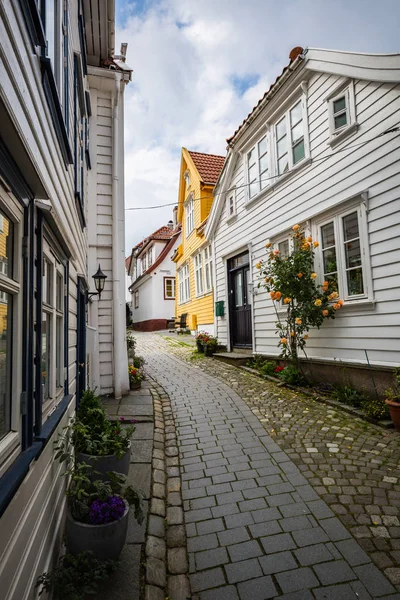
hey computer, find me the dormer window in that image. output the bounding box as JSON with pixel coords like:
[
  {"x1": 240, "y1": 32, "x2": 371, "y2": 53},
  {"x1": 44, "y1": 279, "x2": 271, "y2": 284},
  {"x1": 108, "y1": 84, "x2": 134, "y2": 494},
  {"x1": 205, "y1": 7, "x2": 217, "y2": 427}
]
[
  {"x1": 185, "y1": 195, "x2": 194, "y2": 237},
  {"x1": 226, "y1": 191, "x2": 236, "y2": 220},
  {"x1": 331, "y1": 94, "x2": 348, "y2": 132}
]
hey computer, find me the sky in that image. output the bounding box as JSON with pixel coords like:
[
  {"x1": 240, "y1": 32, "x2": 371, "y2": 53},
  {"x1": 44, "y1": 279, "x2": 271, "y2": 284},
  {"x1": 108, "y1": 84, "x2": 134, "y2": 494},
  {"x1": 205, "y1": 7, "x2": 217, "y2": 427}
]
[{"x1": 116, "y1": 0, "x2": 400, "y2": 254}]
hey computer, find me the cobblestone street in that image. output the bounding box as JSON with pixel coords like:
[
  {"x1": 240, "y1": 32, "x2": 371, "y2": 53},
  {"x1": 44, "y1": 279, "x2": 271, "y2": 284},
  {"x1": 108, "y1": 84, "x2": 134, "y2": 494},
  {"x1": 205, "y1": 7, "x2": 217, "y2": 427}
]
[{"x1": 137, "y1": 332, "x2": 400, "y2": 599}]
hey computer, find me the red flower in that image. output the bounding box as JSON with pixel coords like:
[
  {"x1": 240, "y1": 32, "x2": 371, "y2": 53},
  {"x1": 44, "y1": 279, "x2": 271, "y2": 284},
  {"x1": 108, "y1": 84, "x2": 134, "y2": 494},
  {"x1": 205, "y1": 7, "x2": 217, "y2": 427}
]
[{"x1": 275, "y1": 366, "x2": 284, "y2": 372}]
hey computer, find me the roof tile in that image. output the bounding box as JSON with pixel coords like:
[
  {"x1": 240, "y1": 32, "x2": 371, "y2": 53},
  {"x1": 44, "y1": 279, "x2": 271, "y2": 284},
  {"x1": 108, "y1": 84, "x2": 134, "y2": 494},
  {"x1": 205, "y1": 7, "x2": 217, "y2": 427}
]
[{"x1": 188, "y1": 151, "x2": 225, "y2": 184}]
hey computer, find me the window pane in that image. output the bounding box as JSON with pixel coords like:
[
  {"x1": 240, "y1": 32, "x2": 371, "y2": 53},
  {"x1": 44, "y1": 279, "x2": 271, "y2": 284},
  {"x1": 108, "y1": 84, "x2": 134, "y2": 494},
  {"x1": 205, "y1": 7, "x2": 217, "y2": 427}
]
[
  {"x1": 247, "y1": 148, "x2": 256, "y2": 166},
  {"x1": 45, "y1": 0, "x2": 56, "y2": 68},
  {"x1": 290, "y1": 102, "x2": 302, "y2": 126},
  {"x1": 291, "y1": 121, "x2": 303, "y2": 146},
  {"x1": 56, "y1": 273, "x2": 63, "y2": 311},
  {"x1": 345, "y1": 239, "x2": 362, "y2": 268},
  {"x1": 293, "y1": 140, "x2": 305, "y2": 164},
  {"x1": 333, "y1": 97, "x2": 346, "y2": 114},
  {"x1": 334, "y1": 113, "x2": 347, "y2": 130},
  {"x1": 0, "y1": 292, "x2": 12, "y2": 439},
  {"x1": 0, "y1": 211, "x2": 13, "y2": 279},
  {"x1": 56, "y1": 316, "x2": 63, "y2": 388},
  {"x1": 321, "y1": 222, "x2": 335, "y2": 249},
  {"x1": 249, "y1": 181, "x2": 259, "y2": 198},
  {"x1": 326, "y1": 273, "x2": 339, "y2": 293},
  {"x1": 248, "y1": 164, "x2": 257, "y2": 183},
  {"x1": 276, "y1": 118, "x2": 286, "y2": 140},
  {"x1": 42, "y1": 313, "x2": 51, "y2": 400},
  {"x1": 258, "y1": 136, "x2": 267, "y2": 156},
  {"x1": 343, "y1": 212, "x2": 359, "y2": 241},
  {"x1": 347, "y1": 268, "x2": 364, "y2": 296},
  {"x1": 259, "y1": 154, "x2": 268, "y2": 174},
  {"x1": 278, "y1": 240, "x2": 289, "y2": 259},
  {"x1": 323, "y1": 248, "x2": 337, "y2": 274},
  {"x1": 277, "y1": 137, "x2": 287, "y2": 159},
  {"x1": 278, "y1": 155, "x2": 289, "y2": 175},
  {"x1": 234, "y1": 272, "x2": 243, "y2": 307}
]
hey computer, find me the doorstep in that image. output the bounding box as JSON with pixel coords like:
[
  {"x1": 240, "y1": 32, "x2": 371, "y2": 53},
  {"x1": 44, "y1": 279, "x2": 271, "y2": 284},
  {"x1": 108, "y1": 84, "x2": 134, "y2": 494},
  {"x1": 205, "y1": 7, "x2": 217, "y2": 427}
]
[{"x1": 213, "y1": 351, "x2": 252, "y2": 367}]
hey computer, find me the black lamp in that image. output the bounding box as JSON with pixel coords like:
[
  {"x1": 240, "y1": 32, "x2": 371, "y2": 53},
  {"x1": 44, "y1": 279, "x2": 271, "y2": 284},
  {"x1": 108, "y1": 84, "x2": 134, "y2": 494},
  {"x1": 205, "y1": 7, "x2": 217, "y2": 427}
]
[{"x1": 87, "y1": 264, "x2": 107, "y2": 300}]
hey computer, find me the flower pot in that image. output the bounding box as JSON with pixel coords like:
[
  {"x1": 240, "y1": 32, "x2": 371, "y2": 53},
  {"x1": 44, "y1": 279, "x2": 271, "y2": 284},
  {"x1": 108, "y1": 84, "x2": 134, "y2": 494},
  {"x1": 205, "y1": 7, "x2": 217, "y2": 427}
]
[
  {"x1": 65, "y1": 500, "x2": 129, "y2": 560},
  {"x1": 130, "y1": 380, "x2": 141, "y2": 390},
  {"x1": 203, "y1": 345, "x2": 216, "y2": 357},
  {"x1": 385, "y1": 399, "x2": 400, "y2": 429},
  {"x1": 196, "y1": 341, "x2": 204, "y2": 353},
  {"x1": 76, "y1": 444, "x2": 131, "y2": 482}
]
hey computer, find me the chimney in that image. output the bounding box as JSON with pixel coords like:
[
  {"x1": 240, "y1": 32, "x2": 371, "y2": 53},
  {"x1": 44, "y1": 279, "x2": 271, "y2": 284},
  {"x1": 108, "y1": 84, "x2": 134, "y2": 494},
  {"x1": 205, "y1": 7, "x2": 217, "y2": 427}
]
[
  {"x1": 167, "y1": 220, "x2": 174, "y2": 231},
  {"x1": 173, "y1": 205, "x2": 178, "y2": 227}
]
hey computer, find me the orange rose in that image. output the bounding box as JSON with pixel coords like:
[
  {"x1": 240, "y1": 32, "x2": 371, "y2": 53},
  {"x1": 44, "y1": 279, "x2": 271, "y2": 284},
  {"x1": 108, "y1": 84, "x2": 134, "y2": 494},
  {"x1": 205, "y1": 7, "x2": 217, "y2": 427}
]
[
  {"x1": 270, "y1": 291, "x2": 276, "y2": 300},
  {"x1": 283, "y1": 297, "x2": 292, "y2": 304},
  {"x1": 256, "y1": 262, "x2": 261, "y2": 269},
  {"x1": 265, "y1": 277, "x2": 270, "y2": 283},
  {"x1": 266, "y1": 242, "x2": 272, "y2": 248},
  {"x1": 281, "y1": 337, "x2": 287, "y2": 345},
  {"x1": 314, "y1": 299, "x2": 322, "y2": 307},
  {"x1": 292, "y1": 224, "x2": 300, "y2": 231},
  {"x1": 274, "y1": 291, "x2": 282, "y2": 300},
  {"x1": 273, "y1": 249, "x2": 280, "y2": 255},
  {"x1": 295, "y1": 318, "x2": 302, "y2": 325},
  {"x1": 338, "y1": 299, "x2": 344, "y2": 306},
  {"x1": 297, "y1": 272, "x2": 303, "y2": 278},
  {"x1": 333, "y1": 303, "x2": 341, "y2": 310},
  {"x1": 291, "y1": 331, "x2": 295, "y2": 337},
  {"x1": 322, "y1": 309, "x2": 329, "y2": 316},
  {"x1": 303, "y1": 334, "x2": 309, "y2": 340},
  {"x1": 302, "y1": 241, "x2": 311, "y2": 250},
  {"x1": 313, "y1": 241, "x2": 319, "y2": 248},
  {"x1": 311, "y1": 272, "x2": 317, "y2": 279},
  {"x1": 307, "y1": 236, "x2": 313, "y2": 242}
]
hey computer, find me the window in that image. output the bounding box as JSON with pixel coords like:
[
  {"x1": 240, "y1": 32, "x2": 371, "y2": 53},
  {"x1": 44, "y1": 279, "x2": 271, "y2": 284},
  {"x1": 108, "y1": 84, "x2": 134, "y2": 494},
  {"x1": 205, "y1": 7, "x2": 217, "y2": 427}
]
[
  {"x1": 142, "y1": 253, "x2": 147, "y2": 272},
  {"x1": 185, "y1": 196, "x2": 194, "y2": 236},
  {"x1": 184, "y1": 171, "x2": 190, "y2": 188},
  {"x1": 0, "y1": 210, "x2": 14, "y2": 441},
  {"x1": 178, "y1": 263, "x2": 190, "y2": 304},
  {"x1": 147, "y1": 247, "x2": 153, "y2": 268},
  {"x1": 331, "y1": 95, "x2": 348, "y2": 132},
  {"x1": 134, "y1": 290, "x2": 139, "y2": 308},
  {"x1": 316, "y1": 204, "x2": 370, "y2": 301},
  {"x1": 278, "y1": 239, "x2": 290, "y2": 259},
  {"x1": 194, "y1": 254, "x2": 204, "y2": 296},
  {"x1": 247, "y1": 135, "x2": 269, "y2": 199},
  {"x1": 164, "y1": 277, "x2": 176, "y2": 300},
  {"x1": 327, "y1": 83, "x2": 357, "y2": 143},
  {"x1": 203, "y1": 245, "x2": 213, "y2": 293},
  {"x1": 275, "y1": 100, "x2": 305, "y2": 175},
  {"x1": 226, "y1": 192, "x2": 236, "y2": 219},
  {"x1": 74, "y1": 55, "x2": 85, "y2": 213}
]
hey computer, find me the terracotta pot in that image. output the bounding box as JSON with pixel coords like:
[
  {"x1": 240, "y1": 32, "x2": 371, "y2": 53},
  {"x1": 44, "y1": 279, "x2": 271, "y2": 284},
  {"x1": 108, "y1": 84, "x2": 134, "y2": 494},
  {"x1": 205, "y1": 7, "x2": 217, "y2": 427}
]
[
  {"x1": 130, "y1": 380, "x2": 141, "y2": 390},
  {"x1": 385, "y1": 399, "x2": 400, "y2": 429},
  {"x1": 76, "y1": 444, "x2": 131, "y2": 482},
  {"x1": 65, "y1": 499, "x2": 129, "y2": 560}
]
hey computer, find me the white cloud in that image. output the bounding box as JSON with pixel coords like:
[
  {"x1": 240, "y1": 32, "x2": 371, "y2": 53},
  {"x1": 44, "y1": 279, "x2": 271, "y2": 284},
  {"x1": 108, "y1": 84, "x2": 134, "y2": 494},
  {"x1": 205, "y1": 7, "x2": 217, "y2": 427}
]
[{"x1": 116, "y1": 0, "x2": 400, "y2": 253}]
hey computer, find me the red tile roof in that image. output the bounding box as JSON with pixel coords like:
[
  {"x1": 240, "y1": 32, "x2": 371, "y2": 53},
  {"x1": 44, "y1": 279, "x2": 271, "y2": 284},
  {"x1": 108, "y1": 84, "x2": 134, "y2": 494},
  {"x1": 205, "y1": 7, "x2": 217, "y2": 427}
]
[
  {"x1": 227, "y1": 46, "x2": 304, "y2": 145},
  {"x1": 188, "y1": 151, "x2": 225, "y2": 185}
]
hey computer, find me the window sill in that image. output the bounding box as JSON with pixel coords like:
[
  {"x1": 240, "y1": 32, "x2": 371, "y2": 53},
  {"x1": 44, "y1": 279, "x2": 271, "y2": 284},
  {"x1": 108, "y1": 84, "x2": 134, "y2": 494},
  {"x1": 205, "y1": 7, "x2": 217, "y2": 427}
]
[
  {"x1": 195, "y1": 291, "x2": 213, "y2": 300},
  {"x1": 178, "y1": 300, "x2": 191, "y2": 306},
  {"x1": 226, "y1": 214, "x2": 237, "y2": 224},
  {"x1": 274, "y1": 297, "x2": 376, "y2": 315},
  {"x1": 328, "y1": 122, "x2": 359, "y2": 148},
  {"x1": 245, "y1": 157, "x2": 312, "y2": 210}
]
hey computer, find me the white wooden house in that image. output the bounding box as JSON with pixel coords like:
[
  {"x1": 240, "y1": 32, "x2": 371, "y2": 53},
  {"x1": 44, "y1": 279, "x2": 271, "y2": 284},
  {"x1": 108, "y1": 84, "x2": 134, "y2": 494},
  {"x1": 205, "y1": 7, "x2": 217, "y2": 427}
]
[
  {"x1": 206, "y1": 47, "x2": 400, "y2": 392},
  {"x1": 128, "y1": 222, "x2": 181, "y2": 330},
  {"x1": 0, "y1": 1, "x2": 130, "y2": 597}
]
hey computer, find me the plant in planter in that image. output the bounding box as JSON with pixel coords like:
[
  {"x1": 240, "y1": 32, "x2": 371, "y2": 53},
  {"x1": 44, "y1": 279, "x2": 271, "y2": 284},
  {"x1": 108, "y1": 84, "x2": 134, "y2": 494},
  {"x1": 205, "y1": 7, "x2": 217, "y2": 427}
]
[
  {"x1": 56, "y1": 389, "x2": 136, "y2": 480},
  {"x1": 195, "y1": 332, "x2": 208, "y2": 352},
  {"x1": 384, "y1": 367, "x2": 400, "y2": 428},
  {"x1": 36, "y1": 551, "x2": 118, "y2": 600},
  {"x1": 64, "y1": 463, "x2": 144, "y2": 561},
  {"x1": 126, "y1": 331, "x2": 136, "y2": 359},
  {"x1": 133, "y1": 355, "x2": 145, "y2": 368},
  {"x1": 128, "y1": 364, "x2": 144, "y2": 390},
  {"x1": 203, "y1": 336, "x2": 218, "y2": 357}
]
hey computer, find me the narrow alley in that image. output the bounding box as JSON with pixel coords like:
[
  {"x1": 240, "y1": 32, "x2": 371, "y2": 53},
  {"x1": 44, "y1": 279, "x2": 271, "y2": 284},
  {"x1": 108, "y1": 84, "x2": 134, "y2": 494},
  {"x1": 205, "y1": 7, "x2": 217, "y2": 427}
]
[{"x1": 137, "y1": 332, "x2": 400, "y2": 600}]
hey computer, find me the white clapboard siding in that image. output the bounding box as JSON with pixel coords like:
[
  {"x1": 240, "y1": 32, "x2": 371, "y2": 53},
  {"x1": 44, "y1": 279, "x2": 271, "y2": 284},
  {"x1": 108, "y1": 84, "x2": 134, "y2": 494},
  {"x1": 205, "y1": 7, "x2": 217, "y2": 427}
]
[{"x1": 212, "y1": 62, "x2": 400, "y2": 367}]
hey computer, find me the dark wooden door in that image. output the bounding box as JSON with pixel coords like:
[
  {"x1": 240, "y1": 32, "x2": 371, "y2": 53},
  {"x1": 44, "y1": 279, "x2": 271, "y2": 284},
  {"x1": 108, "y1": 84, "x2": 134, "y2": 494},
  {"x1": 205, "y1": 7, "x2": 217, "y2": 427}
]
[
  {"x1": 228, "y1": 253, "x2": 252, "y2": 348},
  {"x1": 76, "y1": 278, "x2": 87, "y2": 405}
]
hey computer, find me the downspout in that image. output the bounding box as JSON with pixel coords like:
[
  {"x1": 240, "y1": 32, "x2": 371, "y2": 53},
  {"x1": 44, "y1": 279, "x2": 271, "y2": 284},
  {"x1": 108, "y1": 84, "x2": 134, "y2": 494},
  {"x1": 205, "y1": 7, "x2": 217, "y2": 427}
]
[{"x1": 112, "y1": 73, "x2": 122, "y2": 399}]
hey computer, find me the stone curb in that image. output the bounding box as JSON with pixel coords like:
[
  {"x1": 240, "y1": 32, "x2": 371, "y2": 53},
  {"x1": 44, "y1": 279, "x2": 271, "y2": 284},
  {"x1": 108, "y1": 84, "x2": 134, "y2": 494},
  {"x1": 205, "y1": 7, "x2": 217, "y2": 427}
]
[{"x1": 145, "y1": 377, "x2": 192, "y2": 600}]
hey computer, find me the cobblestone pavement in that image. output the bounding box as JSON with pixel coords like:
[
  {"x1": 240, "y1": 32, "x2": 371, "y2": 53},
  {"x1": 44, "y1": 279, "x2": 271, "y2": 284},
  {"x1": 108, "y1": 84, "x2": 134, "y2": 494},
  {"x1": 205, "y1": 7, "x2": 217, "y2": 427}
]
[{"x1": 136, "y1": 332, "x2": 400, "y2": 599}]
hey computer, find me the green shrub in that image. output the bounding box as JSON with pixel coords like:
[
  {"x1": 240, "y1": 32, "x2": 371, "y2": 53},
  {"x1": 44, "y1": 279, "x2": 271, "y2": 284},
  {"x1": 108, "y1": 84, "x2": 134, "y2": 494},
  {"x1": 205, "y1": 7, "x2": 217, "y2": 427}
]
[
  {"x1": 277, "y1": 364, "x2": 306, "y2": 386},
  {"x1": 133, "y1": 356, "x2": 145, "y2": 368},
  {"x1": 362, "y1": 397, "x2": 390, "y2": 421},
  {"x1": 331, "y1": 385, "x2": 365, "y2": 408},
  {"x1": 247, "y1": 354, "x2": 266, "y2": 370},
  {"x1": 259, "y1": 361, "x2": 278, "y2": 377}
]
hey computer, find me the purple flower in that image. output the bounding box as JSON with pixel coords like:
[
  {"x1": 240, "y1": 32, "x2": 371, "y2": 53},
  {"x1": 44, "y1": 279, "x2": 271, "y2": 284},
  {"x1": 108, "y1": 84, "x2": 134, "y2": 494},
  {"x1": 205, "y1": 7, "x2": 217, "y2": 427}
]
[
  {"x1": 89, "y1": 496, "x2": 126, "y2": 525},
  {"x1": 120, "y1": 417, "x2": 125, "y2": 422},
  {"x1": 130, "y1": 419, "x2": 137, "y2": 424}
]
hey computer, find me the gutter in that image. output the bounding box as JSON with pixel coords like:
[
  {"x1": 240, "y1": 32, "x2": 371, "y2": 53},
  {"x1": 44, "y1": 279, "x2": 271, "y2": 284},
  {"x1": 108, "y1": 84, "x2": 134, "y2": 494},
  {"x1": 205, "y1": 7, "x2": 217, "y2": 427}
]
[{"x1": 108, "y1": 0, "x2": 115, "y2": 59}]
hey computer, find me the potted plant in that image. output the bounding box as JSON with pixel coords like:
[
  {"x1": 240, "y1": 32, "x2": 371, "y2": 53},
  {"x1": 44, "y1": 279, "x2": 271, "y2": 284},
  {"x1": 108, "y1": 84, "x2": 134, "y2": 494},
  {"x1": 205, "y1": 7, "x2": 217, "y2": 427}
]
[
  {"x1": 385, "y1": 367, "x2": 400, "y2": 429},
  {"x1": 203, "y1": 336, "x2": 218, "y2": 357},
  {"x1": 195, "y1": 332, "x2": 207, "y2": 352},
  {"x1": 64, "y1": 463, "x2": 144, "y2": 561},
  {"x1": 56, "y1": 389, "x2": 135, "y2": 481},
  {"x1": 128, "y1": 364, "x2": 144, "y2": 390}
]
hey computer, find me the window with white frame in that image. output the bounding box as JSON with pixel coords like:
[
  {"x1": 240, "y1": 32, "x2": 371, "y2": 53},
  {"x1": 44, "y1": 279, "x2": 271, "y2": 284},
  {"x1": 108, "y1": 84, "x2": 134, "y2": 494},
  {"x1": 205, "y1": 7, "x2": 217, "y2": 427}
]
[
  {"x1": 315, "y1": 204, "x2": 370, "y2": 301},
  {"x1": 185, "y1": 196, "x2": 194, "y2": 236},
  {"x1": 226, "y1": 191, "x2": 236, "y2": 219},
  {"x1": 178, "y1": 263, "x2": 190, "y2": 304},
  {"x1": 142, "y1": 253, "x2": 147, "y2": 272},
  {"x1": 134, "y1": 290, "x2": 139, "y2": 308},
  {"x1": 42, "y1": 245, "x2": 64, "y2": 415},
  {"x1": 147, "y1": 247, "x2": 153, "y2": 267},
  {"x1": 203, "y1": 245, "x2": 213, "y2": 292},
  {"x1": 327, "y1": 82, "x2": 356, "y2": 141},
  {"x1": 275, "y1": 100, "x2": 305, "y2": 176},
  {"x1": 164, "y1": 277, "x2": 176, "y2": 299},
  {"x1": 184, "y1": 170, "x2": 190, "y2": 188},
  {"x1": 194, "y1": 253, "x2": 204, "y2": 296},
  {"x1": 247, "y1": 135, "x2": 269, "y2": 199}
]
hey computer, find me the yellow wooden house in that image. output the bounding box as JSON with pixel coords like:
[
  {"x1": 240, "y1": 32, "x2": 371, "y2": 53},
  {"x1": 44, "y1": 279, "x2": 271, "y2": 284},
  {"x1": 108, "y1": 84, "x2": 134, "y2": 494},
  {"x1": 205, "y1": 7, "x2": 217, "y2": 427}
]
[{"x1": 173, "y1": 148, "x2": 225, "y2": 335}]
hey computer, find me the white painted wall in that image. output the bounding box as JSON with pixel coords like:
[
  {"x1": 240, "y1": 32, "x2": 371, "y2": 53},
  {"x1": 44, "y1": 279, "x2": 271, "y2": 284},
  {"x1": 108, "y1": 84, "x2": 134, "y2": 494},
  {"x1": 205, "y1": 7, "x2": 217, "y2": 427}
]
[{"x1": 210, "y1": 59, "x2": 400, "y2": 368}]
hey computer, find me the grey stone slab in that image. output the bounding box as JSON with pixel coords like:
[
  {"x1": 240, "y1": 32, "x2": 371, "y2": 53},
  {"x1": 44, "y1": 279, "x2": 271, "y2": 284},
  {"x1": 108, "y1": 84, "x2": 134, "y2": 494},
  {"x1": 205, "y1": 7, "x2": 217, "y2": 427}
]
[
  {"x1": 93, "y1": 544, "x2": 141, "y2": 600},
  {"x1": 190, "y1": 567, "x2": 226, "y2": 592},
  {"x1": 228, "y1": 540, "x2": 263, "y2": 562},
  {"x1": 252, "y1": 507, "x2": 281, "y2": 523},
  {"x1": 335, "y1": 538, "x2": 371, "y2": 567},
  {"x1": 216, "y1": 491, "x2": 244, "y2": 505},
  {"x1": 126, "y1": 500, "x2": 148, "y2": 543},
  {"x1": 249, "y1": 520, "x2": 281, "y2": 538},
  {"x1": 130, "y1": 439, "x2": 152, "y2": 463},
  {"x1": 320, "y1": 517, "x2": 353, "y2": 542},
  {"x1": 313, "y1": 583, "x2": 370, "y2": 600},
  {"x1": 314, "y1": 560, "x2": 357, "y2": 585},
  {"x1": 280, "y1": 515, "x2": 314, "y2": 533},
  {"x1": 292, "y1": 527, "x2": 329, "y2": 547},
  {"x1": 225, "y1": 558, "x2": 263, "y2": 584},
  {"x1": 190, "y1": 495, "x2": 216, "y2": 510},
  {"x1": 294, "y1": 543, "x2": 335, "y2": 567},
  {"x1": 131, "y1": 422, "x2": 154, "y2": 439},
  {"x1": 276, "y1": 567, "x2": 319, "y2": 594},
  {"x1": 187, "y1": 533, "x2": 219, "y2": 553},
  {"x1": 118, "y1": 404, "x2": 153, "y2": 416},
  {"x1": 278, "y1": 592, "x2": 314, "y2": 600},
  {"x1": 200, "y1": 586, "x2": 239, "y2": 600},
  {"x1": 185, "y1": 508, "x2": 213, "y2": 523},
  {"x1": 261, "y1": 533, "x2": 296, "y2": 554},
  {"x1": 225, "y1": 512, "x2": 254, "y2": 529},
  {"x1": 126, "y1": 463, "x2": 151, "y2": 498},
  {"x1": 353, "y1": 563, "x2": 396, "y2": 597},
  {"x1": 121, "y1": 394, "x2": 153, "y2": 405},
  {"x1": 259, "y1": 550, "x2": 297, "y2": 575},
  {"x1": 168, "y1": 575, "x2": 192, "y2": 600},
  {"x1": 305, "y1": 499, "x2": 334, "y2": 519},
  {"x1": 195, "y1": 547, "x2": 229, "y2": 570},
  {"x1": 237, "y1": 576, "x2": 277, "y2": 600},
  {"x1": 218, "y1": 526, "x2": 250, "y2": 546},
  {"x1": 197, "y1": 518, "x2": 225, "y2": 535},
  {"x1": 239, "y1": 498, "x2": 267, "y2": 512}
]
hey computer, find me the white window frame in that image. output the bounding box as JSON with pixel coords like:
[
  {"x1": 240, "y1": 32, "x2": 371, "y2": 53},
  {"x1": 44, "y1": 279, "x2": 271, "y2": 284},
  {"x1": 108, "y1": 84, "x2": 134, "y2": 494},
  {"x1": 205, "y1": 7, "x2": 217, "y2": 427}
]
[
  {"x1": 142, "y1": 253, "x2": 147, "y2": 272},
  {"x1": 134, "y1": 290, "x2": 139, "y2": 309},
  {"x1": 164, "y1": 277, "x2": 176, "y2": 300},
  {"x1": 226, "y1": 191, "x2": 236, "y2": 221},
  {"x1": 184, "y1": 170, "x2": 190, "y2": 188},
  {"x1": 178, "y1": 263, "x2": 190, "y2": 304},
  {"x1": 203, "y1": 245, "x2": 213, "y2": 293},
  {"x1": 147, "y1": 246, "x2": 153, "y2": 268},
  {"x1": 194, "y1": 253, "x2": 204, "y2": 297},
  {"x1": 246, "y1": 134, "x2": 270, "y2": 200},
  {"x1": 326, "y1": 80, "x2": 357, "y2": 146},
  {"x1": 313, "y1": 200, "x2": 373, "y2": 304},
  {"x1": 185, "y1": 195, "x2": 195, "y2": 237},
  {"x1": 274, "y1": 98, "x2": 306, "y2": 176}
]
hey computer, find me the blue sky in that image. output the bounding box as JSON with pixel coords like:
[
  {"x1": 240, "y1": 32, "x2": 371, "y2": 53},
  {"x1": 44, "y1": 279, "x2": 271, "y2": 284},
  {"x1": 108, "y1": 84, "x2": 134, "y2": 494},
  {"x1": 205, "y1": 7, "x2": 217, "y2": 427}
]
[{"x1": 116, "y1": 0, "x2": 400, "y2": 251}]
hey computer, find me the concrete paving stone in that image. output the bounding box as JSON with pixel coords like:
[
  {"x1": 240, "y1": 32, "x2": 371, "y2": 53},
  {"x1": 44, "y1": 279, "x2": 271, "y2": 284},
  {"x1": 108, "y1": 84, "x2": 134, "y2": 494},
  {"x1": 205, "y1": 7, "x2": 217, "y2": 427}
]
[
  {"x1": 126, "y1": 463, "x2": 151, "y2": 498},
  {"x1": 353, "y1": 563, "x2": 396, "y2": 597},
  {"x1": 146, "y1": 535, "x2": 166, "y2": 560},
  {"x1": 249, "y1": 520, "x2": 282, "y2": 538},
  {"x1": 167, "y1": 506, "x2": 184, "y2": 525},
  {"x1": 187, "y1": 533, "x2": 219, "y2": 553},
  {"x1": 320, "y1": 517, "x2": 353, "y2": 541},
  {"x1": 280, "y1": 502, "x2": 310, "y2": 518},
  {"x1": 225, "y1": 511, "x2": 254, "y2": 529},
  {"x1": 291, "y1": 526, "x2": 330, "y2": 548},
  {"x1": 242, "y1": 487, "x2": 271, "y2": 500},
  {"x1": 118, "y1": 404, "x2": 153, "y2": 416},
  {"x1": 216, "y1": 491, "x2": 244, "y2": 505},
  {"x1": 264, "y1": 482, "x2": 295, "y2": 496},
  {"x1": 190, "y1": 495, "x2": 216, "y2": 510},
  {"x1": 190, "y1": 477, "x2": 213, "y2": 489},
  {"x1": 276, "y1": 567, "x2": 319, "y2": 594},
  {"x1": 167, "y1": 524, "x2": 186, "y2": 548},
  {"x1": 200, "y1": 587, "x2": 240, "y2": 600},
  {"x1": 197, "y1": 518, "x2": 226, "y2": 535},
  {"x1": 207, "y1": 482, "x2": 234, "y2": 495},
  {"x1": 231, "y1": 478, "x2": 258, "y2": 492},
  {"x1": 280, "y1": 515, "x2": 314, "y2": 533},
  {"x1": 205, "y1": 466, "x2": 229, "y2": 477},
  {"x1": 261, "y1": 533, "x2": 296, "y2": 554},
  {"x1": 252, "y1": 506, "x2": 281, "y2": 524},
  {"x1": 225, "y1": 558, "x2": 263, "y2": 584},
  {"x1": 150, "y1": 498, "x2": 165, "y2": 517},
  {"x1": 239, "y1": 498, "x2": 267, "y2": 512},
  {"x1": 94, "y1": 544, "x2": 141, "y2": 600},
  {"x1": 314, "y1": 559, "x2": 357, "y2": 585},
  {"x1": 259, "y1": 550, "x2": 297, "y2": 575},
  {"x1": 131, "y1": 422, "x2": 154, "y2": 439},
  {"x1": 168, "y1": 574, "x2": 192, "y2": 600},
  {"x1": 146, "y1": 556, "x2": 166, "y2": 588},
  {"x1": 153, "y1": 483, "x2": 166, "y2": 499},
  {"x1": 236, "y1": 576, "x2": 277, "y2": 600},
  {"x1": 236, "y1": 469, "x2": 260, "y2": 481},
  {"x1": 168, "y1": 547, "x2": 188, "y2": 574},
  {"x1": 306, "y1": 499, "x2": 335, "y2": 519},
  {"x1": 126, "y1": 500, "x2": 148, "y2": 543},
  {"x1": 294, "y1": 543, "x2": 335, "y2": 566},
  {"x1": 313, "y1": 583, "x2": 370, "y2": 600},
  {"x1": 228, "y1": 540, "x2": 263, "y2": 562},
  {"x1": 218, "y1": 526, "x2": 250, "y2": 546},
  {"x1": 190, "y1": 567, "x2": 226, "y2": 592},
  {"x1": 153, "y1": 469, "x2": 166, "y2": 485},
  {"x1": 185, "y1": 508, "x2": 213, "y2": 523},
  {"x1": 336, "y1": 538, "x2": 371, "y2": 566},
  {"x1": 195, "y1": 547, "x2": 229, "y2": 570},
  {"x1": 147, "y1": 514, "x2": 165, "y2": 538},
  {"x1": 182, "y1": 487, "x2": 207, "y2": 500}
]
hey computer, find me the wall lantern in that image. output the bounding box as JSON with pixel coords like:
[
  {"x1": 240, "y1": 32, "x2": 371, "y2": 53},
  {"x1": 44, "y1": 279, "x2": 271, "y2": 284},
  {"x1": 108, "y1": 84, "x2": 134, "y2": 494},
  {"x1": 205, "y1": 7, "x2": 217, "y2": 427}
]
[{"x1": 87, "y1": 264, "x2": 107, "y2": 300}]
